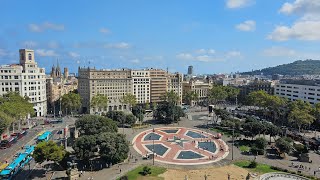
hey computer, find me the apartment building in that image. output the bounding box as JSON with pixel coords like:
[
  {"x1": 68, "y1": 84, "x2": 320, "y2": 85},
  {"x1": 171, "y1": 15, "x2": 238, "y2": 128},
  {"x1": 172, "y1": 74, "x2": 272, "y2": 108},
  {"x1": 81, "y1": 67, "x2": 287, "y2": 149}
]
[
  {"x1": 132, "y1": 70, "x2": 150, "y2": 104},
  {"x1": 149, "y1": 69, "x2": 167, "y2": 103},
  {"x1": 274, "y1": 79, "x2": 320, "y2": 105},
  {"x1": 78, "y1": 67, "x2": 132, "y2": 114},
  {"x1": 167, "y1": 72, "x2": 183, "y2": 105},
  {"x1": 0, "y1": 49, "x2": 47, "y2": 117}
]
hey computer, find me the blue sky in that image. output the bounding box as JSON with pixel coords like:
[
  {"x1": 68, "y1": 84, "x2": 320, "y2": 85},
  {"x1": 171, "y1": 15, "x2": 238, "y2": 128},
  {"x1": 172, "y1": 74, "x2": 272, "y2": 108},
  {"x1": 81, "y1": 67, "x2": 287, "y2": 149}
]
[{"x1": 0, "y1": 0, "x2": 320, "y2": 74}]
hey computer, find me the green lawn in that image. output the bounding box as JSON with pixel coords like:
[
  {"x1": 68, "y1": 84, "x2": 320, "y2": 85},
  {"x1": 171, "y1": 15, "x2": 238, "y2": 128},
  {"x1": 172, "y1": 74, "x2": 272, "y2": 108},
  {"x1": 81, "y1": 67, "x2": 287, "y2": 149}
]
[
  {"x1": 234, "y1": 160, "x2": 279, "y2": 174},
  {"x1": 119, "y1": 165, "x2": 167, "y2": 180}
]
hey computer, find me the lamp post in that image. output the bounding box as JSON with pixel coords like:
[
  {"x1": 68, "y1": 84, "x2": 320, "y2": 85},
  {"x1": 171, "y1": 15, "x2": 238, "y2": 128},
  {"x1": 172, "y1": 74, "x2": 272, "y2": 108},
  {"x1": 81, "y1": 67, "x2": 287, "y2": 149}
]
[{"x1": 152, "y1": 128, "x2": 155, "y2": 165}]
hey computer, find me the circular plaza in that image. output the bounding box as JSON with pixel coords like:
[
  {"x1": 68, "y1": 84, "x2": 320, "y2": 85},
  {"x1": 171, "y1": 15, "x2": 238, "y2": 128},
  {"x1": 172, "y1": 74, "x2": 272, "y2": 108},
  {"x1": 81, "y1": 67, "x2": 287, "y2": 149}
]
[{"x1": 132, "y1": 127, "x2": 229, "y2": 165}]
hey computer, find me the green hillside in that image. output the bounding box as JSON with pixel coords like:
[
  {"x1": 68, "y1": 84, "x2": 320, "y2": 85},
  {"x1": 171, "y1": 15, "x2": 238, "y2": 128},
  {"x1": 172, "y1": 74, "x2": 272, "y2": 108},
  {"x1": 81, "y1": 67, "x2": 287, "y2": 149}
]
[{"x1": 241, "y1": 60, "x2": 320, "y2": 76}]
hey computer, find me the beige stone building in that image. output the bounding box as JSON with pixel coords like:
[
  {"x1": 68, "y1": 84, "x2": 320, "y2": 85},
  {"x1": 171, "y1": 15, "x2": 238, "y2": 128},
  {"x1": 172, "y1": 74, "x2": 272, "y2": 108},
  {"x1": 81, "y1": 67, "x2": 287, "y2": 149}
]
[
  {"x1": 78, "y1": 67, "x2": 184, "y2": 114},
  {"x1": 46, "y1": 76, "x2": 78, "y2": 114},
  {"x1": 183, "y1": 78, "x2": 212, "y2": 106},
  {"x1": 167, "y1": 72, "x2": 183, "y2": 105},
  {"x1": 78, "y1": 68, "x2": 132, "y2": 114}
]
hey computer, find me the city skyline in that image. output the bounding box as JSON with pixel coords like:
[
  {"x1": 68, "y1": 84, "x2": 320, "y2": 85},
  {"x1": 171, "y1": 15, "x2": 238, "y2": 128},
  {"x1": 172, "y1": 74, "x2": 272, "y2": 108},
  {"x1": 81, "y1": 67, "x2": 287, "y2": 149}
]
[{"x1": 1, "y1": 0, "x2": 320, "y2": 74}]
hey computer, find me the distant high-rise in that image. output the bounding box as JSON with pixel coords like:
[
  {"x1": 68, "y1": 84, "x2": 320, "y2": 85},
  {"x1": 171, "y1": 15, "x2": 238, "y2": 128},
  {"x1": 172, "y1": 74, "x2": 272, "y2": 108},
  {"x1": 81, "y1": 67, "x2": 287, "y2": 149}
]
[{"x1": 187, "y1": 65, "x2": 193, "y2": 75}]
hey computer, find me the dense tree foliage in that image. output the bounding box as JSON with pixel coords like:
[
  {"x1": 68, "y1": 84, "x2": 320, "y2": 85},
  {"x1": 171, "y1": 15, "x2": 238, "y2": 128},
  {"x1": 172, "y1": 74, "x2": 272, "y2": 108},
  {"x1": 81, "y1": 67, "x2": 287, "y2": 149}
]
[
  {"x1": 106, "y1": 111, "x2": 136, "y2": 126},
  {"x1": 155, "y1": 102, "x2": 185, "y2": 124},
  {"x1": 75, "y1": 115, "x2": 117, "y2": 136},
  {"x1": 208, "y1": 85, "x2": 239, "y2": 104},
  {"x1": 183, "y1": 91, "x2": 199, "y2": 105},
  {"x1": 161, "y1": 90, "x2": 180, "y2": 105},
  {"x1": 33, "y1": 141, "x2": 66, "y2": 164},
  {"x1": 241, "y1": 60, "x2": 320, "y2": 76},
  {"x1": 73, "y1": 135, "x2": 98, "y2": 161},
  {"x1": 90, "y1": 94, "x2": 108, "y2": 113},
  {"x1": 61, "y1": 92, "x2": 81, "y2": 114},
  {"x1": 97, "y1": 132, "x2": 129, "y2": 163},
  {"x1": 0, "y1": 92, "x2": 34, "y2": 133},
  {"x1": 73, "y1": 115, "x2": 129, "y2": 164},
  {"x1": 275, "y1": 138, "x2": 293, "y2": 154},
  {"x1": 131, "y1": 105, "x2": 146, "y2": 122}
]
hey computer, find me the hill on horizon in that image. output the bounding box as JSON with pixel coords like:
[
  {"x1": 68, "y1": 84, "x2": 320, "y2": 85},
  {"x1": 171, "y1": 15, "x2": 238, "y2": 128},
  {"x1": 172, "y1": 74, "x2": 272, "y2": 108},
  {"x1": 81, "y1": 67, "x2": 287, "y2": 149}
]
[{"x1": 241, "y1": 60, "x2": 320, "y2": 76}]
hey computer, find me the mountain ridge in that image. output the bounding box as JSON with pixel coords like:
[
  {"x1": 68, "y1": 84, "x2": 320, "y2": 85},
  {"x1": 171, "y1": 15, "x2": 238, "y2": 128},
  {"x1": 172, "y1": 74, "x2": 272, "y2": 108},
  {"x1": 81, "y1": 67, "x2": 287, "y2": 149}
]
[{"x1": 241, "y1": 60, "x2": 320, "y2": 76}]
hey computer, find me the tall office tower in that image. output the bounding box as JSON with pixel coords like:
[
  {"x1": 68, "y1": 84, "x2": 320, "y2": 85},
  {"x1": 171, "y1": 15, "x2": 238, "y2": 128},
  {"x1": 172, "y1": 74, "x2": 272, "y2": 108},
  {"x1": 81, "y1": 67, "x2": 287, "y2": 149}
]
[{"x1": 188, "y1": 65, "x2": 193, "y2": 75}]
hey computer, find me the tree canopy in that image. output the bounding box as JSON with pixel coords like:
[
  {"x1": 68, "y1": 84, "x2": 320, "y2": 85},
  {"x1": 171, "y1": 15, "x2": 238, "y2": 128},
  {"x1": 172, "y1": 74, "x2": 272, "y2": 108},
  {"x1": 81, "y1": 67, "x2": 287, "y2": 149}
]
[
  {"x1": 154, "y1": 102, "x2": 185, "y2": 124},
  {"x1": 75, "y1": 115, "x2": 118, "y2": 136},
  {"x1": 33, "y1": 141, "x2": 66, "y2": 164},
  {"x1": 183, "y1": 91, "x2": 199, "y2": 105},
  {"x1": 121, "y1": 93, "x2": 137, "y2": 108},
  {"x1": 161, "y1": 90, "x2": 180, "y2": 105},
  {"x1": 61, "y1": 92, "x2": 81, "y2": 114},
  {"x1": 90, "y1": 94, "x2": 108, "y2": 113}
]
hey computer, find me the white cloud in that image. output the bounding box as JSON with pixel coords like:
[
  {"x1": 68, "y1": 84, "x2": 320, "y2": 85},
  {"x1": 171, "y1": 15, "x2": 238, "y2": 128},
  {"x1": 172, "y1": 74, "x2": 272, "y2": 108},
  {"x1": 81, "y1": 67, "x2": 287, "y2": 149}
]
[
  {"x1": 47, "y1": 41, "x2": 60, "y2": 49},
  {"x1": 262, "y1": 46, "x2": 296, "y2": 57},
  {"x1": 279, "y1": 0, "x2": 320, "y2": 15},
  {"x1": 0, "y1": 49, "x2": 7, "y2": 56},
  {"x1": 269, "y1": 0, "x2": 320, "y2": 41},
  {"x1": 176, "y1": 53, "x2": 193, "y2": 60},
  {"x1": 226, "y1": 0, "x2": 254, "y2": 9},
  {"x1": 68, "y1": 52, "x2": 80, "y2": 58},
  {"x1": 268, "y1": 20, "x2": 320, "y2": 41},
  {"x1": 28, "y1": 22, "x2": 64, "y2": 32},
  {"x1": 35, "y1": 49, "x2": 58, "y2": 57},
  {"x1": 104, "y1": 42, "x2": 130, "y2": 49},
  {"x1": 195, "y1": 49, "x2": 216, "y2": 54},
  {"x1": 236, "y1": 20, "x2": 256, "y2": 31},
  {"x1": 20, "y1": 41, "x2": 38, "y2": 48},
  {"x1": 226, "y1": 51, "x2": 242, "y2": 58},
  {"x1": 99, "y1": 28, "x2": 111, "y2": 34},
  {"x1": 130, "y1": 59, "x2": 140, "y2": 64}
]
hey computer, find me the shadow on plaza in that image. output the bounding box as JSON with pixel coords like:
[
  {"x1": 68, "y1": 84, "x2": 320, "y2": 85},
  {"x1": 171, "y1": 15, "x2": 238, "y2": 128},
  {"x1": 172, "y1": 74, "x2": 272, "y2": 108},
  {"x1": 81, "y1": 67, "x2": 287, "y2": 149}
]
[{"x1": 16, "y1": 169, "x2": 46, "y2": 180}]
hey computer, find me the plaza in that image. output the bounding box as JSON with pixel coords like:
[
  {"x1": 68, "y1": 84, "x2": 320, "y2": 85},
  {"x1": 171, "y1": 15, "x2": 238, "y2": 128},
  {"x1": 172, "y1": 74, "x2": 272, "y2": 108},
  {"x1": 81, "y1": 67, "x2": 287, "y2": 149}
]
[{"x1": 133, "y1": 127, "x2": 229, "y2": 165}]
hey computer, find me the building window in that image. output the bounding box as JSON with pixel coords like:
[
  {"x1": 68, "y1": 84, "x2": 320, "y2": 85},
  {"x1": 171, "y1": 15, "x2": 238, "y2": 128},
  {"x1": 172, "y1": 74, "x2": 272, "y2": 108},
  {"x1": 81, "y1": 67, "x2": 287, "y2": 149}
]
[{"x1": 28, "y1": 53, "x2": 32, "y2": 60}]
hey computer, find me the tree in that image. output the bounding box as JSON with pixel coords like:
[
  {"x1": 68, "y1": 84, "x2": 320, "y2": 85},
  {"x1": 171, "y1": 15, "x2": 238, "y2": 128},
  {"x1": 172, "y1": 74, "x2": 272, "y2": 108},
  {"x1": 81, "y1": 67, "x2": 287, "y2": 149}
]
[
  {"x1": 275, "y1": 138, "x2": 293, "y2": 154},
  {"x1": 90, "y1": 94, "x2": 108, "y2": 113},
  {"x1": 208, "y1": 85, "x2": 228, "y2": 104},
  {"x1": 0, "y1": 111, "x2": 13, "y2": 135},
  {"x1": 75, "y1": 115, "x2": 118, "y2": 136},
  {"x1": 106, "y1": 111, "x2": 126, "y2": 125},
  {"x1": 265, "y1": 123, "x2": 281, "y2": 143},
  {"x1": 131, "y1": 105, "x2": 145, "y2": 123},
  {"x1": 141, "y1": 166, "x2": 151, "y2": 176},
  {"x1": 125, "y1": 114, "x2": 136, "y2": 125},
  {"x1": 255, "y1": 137, "x2": 267, "y2": 150},
  {"x1": 121, "y1": 93, "x2": 137, "y2": 110},
  {"x1": 161, "y1": 90, "x2": 180, "y2": 105},
  {"x1": 73, "y1": 135, "x2": 98, "y2": 161},
  {"x1": 97, "y1": 132, "x2": 129, "y2": 164},
  {"x1": 242, "y1": 119, "x2": 265, "y2": 139},
  {"x1": 288, "y1": 108, "x2": 315, "y2": 132},
  {"x1": 155, "y1": 102, "x2": 185, "y2": 124},
  {"x1": 0, "y1": 92, "x2": 34, "y2": 131},
  {"x1": 183, "y1": 91, "x2": 199, "y2": 106},
  {"x1": 61, "y1": 92, "x2": 81, "y2": 115},
  {"x1": 33, "y1": 141, "x2": 66, "y2": 165}
]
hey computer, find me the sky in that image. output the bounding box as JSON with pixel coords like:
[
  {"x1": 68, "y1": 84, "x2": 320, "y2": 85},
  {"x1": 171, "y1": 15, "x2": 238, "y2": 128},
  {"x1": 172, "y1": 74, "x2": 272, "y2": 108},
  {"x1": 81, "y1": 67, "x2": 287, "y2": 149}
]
[{"x1": 1, "y1": 0, "x2": 320, "y2": 74}]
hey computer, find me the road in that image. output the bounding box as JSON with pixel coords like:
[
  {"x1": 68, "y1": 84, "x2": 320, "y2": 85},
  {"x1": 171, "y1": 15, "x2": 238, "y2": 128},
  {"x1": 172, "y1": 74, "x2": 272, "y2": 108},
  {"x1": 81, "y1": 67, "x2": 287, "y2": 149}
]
[{"x1": 0, "y1": 116, "x2": 77, "y2": 180}]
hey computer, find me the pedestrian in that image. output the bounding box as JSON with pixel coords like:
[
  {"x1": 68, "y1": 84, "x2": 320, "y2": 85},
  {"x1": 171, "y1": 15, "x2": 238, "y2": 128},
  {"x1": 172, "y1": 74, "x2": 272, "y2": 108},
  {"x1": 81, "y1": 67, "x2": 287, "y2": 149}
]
[{"x1": 120, "y1": 169, "x2": 122, "y2": 173}]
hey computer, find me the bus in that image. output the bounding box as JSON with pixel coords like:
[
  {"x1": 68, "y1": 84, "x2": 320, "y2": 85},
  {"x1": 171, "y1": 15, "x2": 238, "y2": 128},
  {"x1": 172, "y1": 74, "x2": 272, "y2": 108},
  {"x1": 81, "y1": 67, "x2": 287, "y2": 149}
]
[
  {"x1": 44, "y1": 119, "x2": 63, "y2": 125},
  {"x1": 0, "y1": 164, "x2": 8, "y2": 173},
  {"x1": 0, "y1": 145, "x2": 35, "y2": 180},
  {"x1": 37, "y1": 131, "x2": 52, "y2": 143}
]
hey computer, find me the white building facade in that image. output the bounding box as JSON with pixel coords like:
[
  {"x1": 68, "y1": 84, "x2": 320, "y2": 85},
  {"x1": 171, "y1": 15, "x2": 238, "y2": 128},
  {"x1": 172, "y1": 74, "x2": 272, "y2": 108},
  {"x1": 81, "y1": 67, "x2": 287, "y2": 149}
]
[
  {"x1": 0, "y1": 49, "x2": 47, "y2": 116},
  {"x1": 131, "y1": 70, "x2": 150, "y2": 104},
  {"x1": 274, "y1": 81, "x2": 320, "y2": 105}
]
